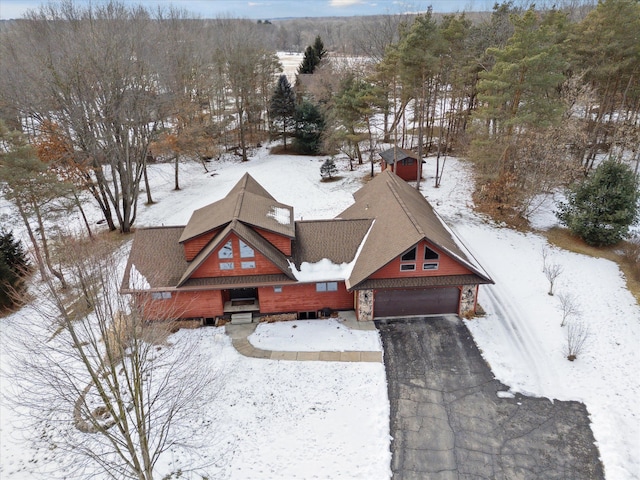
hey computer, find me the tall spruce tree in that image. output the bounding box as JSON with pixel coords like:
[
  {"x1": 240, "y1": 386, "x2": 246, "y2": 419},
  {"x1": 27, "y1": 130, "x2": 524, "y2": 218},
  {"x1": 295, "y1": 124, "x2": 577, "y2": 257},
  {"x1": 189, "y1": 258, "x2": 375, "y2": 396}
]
[
  {"x1": 293, "y1": 101, "x2": 325, "y2": 154},
  {"x1": 269, "y1": 75, "x2": 297, "y2": 149},
  {"x1": 0, "y1": 229, "x2": 30, "y2": 311},
  {"x1": 556, "y1": 159, "x2": 639, "y2": 246},
  {"x1": 297, "y1": 35, "x2": 327, "y2": 74}
]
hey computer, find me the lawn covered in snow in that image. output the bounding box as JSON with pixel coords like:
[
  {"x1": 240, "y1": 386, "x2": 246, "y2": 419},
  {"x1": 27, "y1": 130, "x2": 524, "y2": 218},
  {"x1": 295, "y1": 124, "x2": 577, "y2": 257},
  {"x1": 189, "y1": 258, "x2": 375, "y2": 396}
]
[
  {"x1": 249, "y1": 317, "x2": 382, "y2": 352},
  {"x1": 1, "y1": 145, "x2": 639, "y2": 479}
]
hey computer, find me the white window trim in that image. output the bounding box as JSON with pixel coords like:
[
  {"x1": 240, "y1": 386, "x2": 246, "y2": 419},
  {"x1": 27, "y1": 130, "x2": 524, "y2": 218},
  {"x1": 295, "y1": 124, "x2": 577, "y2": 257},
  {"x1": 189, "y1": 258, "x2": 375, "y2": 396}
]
[
  {"x1": 151, "y1": 291, "x2": 172, "y2": 300},
  {"x1": 400, "y1": 263, "x2": 416, "y2": 271},
  {"x1": 218, "y1": 240, "x2": 233, "y2": 259},
  {"x1": 423, "y1": 262, "x2": 439, "y2": 270},
  {"x1": 424, "y1": 246, "x2": 440, "y2": 261},
  {"x1": 239, "y1": 239, "x2": 254, "y2": 258},
  {"x1": 219, "y1": 262, "x2": 234, "y2": 270},
  {"x1": 241, "y1": 261, "x2": 256, "y2": 269},
  {"x1": 316, "y1": 281, "x2": 339, "y2": 292}
]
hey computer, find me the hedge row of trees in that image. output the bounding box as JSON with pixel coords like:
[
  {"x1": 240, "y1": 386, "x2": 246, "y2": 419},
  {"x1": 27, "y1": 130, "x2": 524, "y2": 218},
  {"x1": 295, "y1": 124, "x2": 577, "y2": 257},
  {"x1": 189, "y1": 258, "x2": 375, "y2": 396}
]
[
  {"x1": 1, "y1": 3, "x2": 283, "y2": 236},
  {"x1": 1, "y1": 0, "x2": 638, "y2": 259},
  {"x1": 295, "y1": 0, "x2": 639, "y2": 221}
]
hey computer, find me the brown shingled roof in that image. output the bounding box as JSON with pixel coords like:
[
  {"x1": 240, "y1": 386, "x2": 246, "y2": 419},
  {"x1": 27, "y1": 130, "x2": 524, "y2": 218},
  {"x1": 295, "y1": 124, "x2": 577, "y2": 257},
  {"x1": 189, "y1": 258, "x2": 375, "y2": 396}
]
[
  {"x1": 356, "y1": 275, "x2": 493, "y2": 290},
  {"x1": 292, "y1": 218, "x2": 373, "y2": 268},
  {"x1": 122, "y1": 227, "x2": 188, "y2": 291},
  {"x1": 379, "y1": 147, "x2": 419, "y2": 165},
  {"x1": 177, "y1": 219, "x2": 295, "y2": 287},
  {"x1": 122, "y1": 171, "x2": 492, "y2": 298},
  {"x1": 178, "y1": 173, "x2": 294, "y2": 243},
  {"x1": 338, "y1": 170, "x2": 492, "y2": 289}
]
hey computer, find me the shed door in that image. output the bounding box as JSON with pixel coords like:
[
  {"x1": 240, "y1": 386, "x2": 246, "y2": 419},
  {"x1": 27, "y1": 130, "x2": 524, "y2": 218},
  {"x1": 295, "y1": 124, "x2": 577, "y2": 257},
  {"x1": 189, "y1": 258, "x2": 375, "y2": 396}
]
[{"x1": 374, "y1": 287, "x2": 460, "y2": 318}]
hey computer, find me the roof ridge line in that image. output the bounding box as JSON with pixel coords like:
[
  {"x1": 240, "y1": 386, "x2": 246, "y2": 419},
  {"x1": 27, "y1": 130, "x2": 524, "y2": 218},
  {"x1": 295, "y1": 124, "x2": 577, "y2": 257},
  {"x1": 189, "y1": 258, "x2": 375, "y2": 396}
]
[
  {"x1": 232, "y1": 187, "x2": 246, "y2": 220},
  {"x1": 387, "y1": 180, "x2": 426, "y2": 238}
]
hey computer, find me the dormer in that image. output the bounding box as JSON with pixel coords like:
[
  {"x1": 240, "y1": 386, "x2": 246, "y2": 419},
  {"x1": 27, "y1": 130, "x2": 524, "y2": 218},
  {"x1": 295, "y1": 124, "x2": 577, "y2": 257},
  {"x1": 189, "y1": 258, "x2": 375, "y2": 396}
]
[{"x1": 178, "y1": 173, "x2": 295, "y2": 261}]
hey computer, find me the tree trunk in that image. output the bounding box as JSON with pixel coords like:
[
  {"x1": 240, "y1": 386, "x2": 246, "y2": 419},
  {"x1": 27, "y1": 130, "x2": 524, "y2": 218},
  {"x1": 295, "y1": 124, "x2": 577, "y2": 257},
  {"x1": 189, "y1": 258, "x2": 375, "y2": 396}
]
[
  {"x1": 16, "y1": 202, "x2": 48, "y2": 281},
  {"x1": 73, "y1": 191, "x2": 93, "y2": 240},
  {"x1": 174, "y1": 155, "x2": 180, "y2": 191},
  {"x1": 32, "y1": 200, "x2": 67, "y2": 289},
  {"x1": 144, "y1": 163, "x2": 154, "y2": 204},
  {"x1": 84, "y1": 171, "x2": 117, "y2": 231}
]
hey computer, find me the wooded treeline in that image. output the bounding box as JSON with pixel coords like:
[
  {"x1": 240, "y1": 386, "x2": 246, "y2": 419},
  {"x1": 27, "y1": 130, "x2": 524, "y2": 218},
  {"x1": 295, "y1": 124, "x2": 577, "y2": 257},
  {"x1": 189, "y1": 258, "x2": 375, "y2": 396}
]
[{"x1": 1, "y1": 0, "x2": 638, "y2": 254}]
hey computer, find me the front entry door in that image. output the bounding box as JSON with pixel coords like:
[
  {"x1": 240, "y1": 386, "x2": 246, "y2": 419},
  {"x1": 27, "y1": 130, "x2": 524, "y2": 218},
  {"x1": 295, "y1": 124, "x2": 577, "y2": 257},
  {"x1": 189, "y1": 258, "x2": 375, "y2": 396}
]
[{"x1": 229, "y1": 288, "x2": 257, "y2": 300}]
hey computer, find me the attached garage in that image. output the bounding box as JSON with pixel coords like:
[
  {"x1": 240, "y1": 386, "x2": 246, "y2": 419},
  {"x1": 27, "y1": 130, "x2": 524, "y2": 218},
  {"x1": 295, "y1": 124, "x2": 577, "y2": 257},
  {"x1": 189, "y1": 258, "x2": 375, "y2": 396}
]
[{"x1": 373, "y1": 287, "x2": 460, "y2": 318}]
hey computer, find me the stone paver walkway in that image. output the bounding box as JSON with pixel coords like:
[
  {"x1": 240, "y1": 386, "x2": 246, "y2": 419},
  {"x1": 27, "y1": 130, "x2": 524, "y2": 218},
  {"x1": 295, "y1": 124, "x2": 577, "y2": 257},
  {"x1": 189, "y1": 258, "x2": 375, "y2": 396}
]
[{"x1": 224, "y1": 315, "x2": 382, "y2": 363}]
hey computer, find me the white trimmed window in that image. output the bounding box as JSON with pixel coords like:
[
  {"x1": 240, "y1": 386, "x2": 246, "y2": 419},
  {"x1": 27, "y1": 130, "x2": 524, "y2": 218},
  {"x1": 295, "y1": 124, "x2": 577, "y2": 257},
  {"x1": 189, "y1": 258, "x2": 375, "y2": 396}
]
[
  {"x1": 220, "y1": 262, "x2": 234, "y2": 270},
  {"x1": 239, "y1": 240, "x2": 254, "y2": 258},
  {"x1": 241, "y1": 261, "x2": 256, "y2": 269},
  {"x1": 400, "y1": 247, "x2": 417, "y2": 271},
  {"x1": 316, "y1": 282, "x2": 338, "y2": 292},
  {"x1": 218, "y1": 240, "x2": 233, "y2": 259},
  {"x1": 151, "y1": 292, "x2": 172, "y2": 300},
  {"x1": 273, "y1": 286, "x2": 282, "y2": 293},
  {"x1": 423, "y1": 246, "x2": 439, "y2": 270}
]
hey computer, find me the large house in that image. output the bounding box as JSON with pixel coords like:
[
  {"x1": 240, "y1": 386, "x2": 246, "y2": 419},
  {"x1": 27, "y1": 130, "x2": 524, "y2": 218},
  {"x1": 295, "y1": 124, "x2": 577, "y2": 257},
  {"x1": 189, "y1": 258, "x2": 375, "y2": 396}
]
[{"x1": 121, "y1": 170, "x2": 492, "y2": 323}]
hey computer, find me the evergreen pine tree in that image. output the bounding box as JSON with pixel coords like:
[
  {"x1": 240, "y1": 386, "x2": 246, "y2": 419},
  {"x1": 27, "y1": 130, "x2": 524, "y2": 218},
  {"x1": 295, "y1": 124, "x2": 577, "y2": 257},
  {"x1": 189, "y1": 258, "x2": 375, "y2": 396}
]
[
  {"x1": 269, "y1": 75, "x2": 297, "y2": 149},
  {"x1": 297, "y1": 36, "x2": 327, "y2": 74},
  {"x1": 556, "y1": 159, "x2": 639, "y2": 246},
  {"x1": 312, "y1": 35, "x2": 327, "y2": 62},
  {"x1": 0, "y1": 229, "x2": 30, "y2": 311},
  {"x1": 320, "y1": 158, "x2": 338, "y2": 180},
  {"x1": 298, "y1": 45, "x2": 319, "y2": 74},
  {"x1": 293, "y1": 101, "x2": 325, "y2": 155}
]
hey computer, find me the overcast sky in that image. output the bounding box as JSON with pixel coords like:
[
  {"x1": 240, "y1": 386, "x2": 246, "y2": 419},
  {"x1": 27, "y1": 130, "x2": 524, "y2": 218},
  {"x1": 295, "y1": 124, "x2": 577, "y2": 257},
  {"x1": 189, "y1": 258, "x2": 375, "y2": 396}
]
[{"x1": 0, "y1": 0, "x2": 494, "y2": 20}]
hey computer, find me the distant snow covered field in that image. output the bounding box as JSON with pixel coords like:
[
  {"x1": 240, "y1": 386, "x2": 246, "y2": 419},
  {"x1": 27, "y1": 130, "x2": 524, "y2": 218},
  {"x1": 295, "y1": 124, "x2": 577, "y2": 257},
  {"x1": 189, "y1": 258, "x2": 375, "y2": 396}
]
[{"x1": 1, "y1": 146, "x2": 639, "y2": 479}]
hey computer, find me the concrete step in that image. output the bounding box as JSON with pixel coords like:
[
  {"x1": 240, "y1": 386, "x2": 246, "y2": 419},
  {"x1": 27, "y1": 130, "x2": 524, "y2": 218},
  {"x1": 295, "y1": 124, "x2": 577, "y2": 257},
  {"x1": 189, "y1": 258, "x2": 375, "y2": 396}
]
[{"x1": 231, "y1": 312, "x2": 253, "y2": 325}]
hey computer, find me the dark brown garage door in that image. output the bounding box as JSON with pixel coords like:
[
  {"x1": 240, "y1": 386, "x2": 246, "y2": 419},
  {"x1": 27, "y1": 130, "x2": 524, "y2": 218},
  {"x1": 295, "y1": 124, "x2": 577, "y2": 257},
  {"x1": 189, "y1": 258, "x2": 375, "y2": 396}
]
[{"x1": 374, "y1": 287, "x2": 460, "y2": 318}]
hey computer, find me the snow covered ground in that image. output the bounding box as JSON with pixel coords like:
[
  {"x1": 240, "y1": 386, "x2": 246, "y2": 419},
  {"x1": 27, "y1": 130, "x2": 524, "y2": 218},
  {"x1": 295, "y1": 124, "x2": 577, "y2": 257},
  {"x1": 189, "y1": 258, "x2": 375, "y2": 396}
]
[
  {"x1": 1, "y1": 146, "x2": 639, "y2": 479},
  {"x1": 248, "y1": 317, "x2": 382, "y2": 352}
]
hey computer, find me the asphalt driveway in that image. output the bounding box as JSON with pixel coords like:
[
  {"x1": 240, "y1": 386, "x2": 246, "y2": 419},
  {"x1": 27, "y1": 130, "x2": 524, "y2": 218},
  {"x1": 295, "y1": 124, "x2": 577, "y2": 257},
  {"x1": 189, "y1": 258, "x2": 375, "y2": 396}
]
[{"x1": 376, "y1": 316, "x2": 604, "y2": 480}]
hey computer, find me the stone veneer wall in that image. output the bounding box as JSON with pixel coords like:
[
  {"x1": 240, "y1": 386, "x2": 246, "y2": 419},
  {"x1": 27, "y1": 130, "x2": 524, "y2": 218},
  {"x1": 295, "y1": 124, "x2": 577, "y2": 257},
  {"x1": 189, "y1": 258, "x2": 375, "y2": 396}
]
[
  {"x1": 356, "y1": 289, "x2": 374, "y2": 321},
  {"x1": 460, "y1": 285, "x2": 478, "y2": 317}
]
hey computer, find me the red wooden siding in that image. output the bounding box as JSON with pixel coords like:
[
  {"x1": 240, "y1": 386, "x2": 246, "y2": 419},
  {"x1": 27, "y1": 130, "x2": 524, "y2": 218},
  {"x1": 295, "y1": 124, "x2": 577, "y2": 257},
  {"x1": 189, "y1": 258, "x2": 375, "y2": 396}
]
[
  {"x1": 380, "y1": 161, "x2": 418, "y2": 181},
  {"x1": 183, "y1": 230, "x2": 218, "y2": 261},
  {"x1": 191, "y1": 232, "x2": 283, "y2": 278},
  {"x1": 258, "y1": 282, "x2": 353, "y2": 314},
  {"x1": 254, "y1": 227, "x2": 292, "y2": 255},
  {"x1": 137, "y1": 290, "x2": 223, "y2": 320},
  {"x1": 370, "y1": 240, "x2": 473, "y2": 280},
  {"x1": 394, "y1": 162, "x2": 419, "y2": 181}
]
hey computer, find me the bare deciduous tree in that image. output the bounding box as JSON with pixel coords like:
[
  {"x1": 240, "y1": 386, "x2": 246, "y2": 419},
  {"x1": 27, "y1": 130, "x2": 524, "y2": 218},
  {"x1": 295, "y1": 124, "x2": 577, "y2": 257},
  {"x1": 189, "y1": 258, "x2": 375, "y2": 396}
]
[
  {"x1": 557, "y1": 291, "x2": 581, "y2": 327},
  {"x1": 564, "y1": 320, "x2": 590, "y2": 361},
  {"x1": 0, "y1": 1, "x2": 173, "y2": 233},
  {"x1": 4, "y1": 239, "x2": 223, "y2": 479},
  {"x1": 543, "y1": 263, "x2": 563, "y2": 296}
]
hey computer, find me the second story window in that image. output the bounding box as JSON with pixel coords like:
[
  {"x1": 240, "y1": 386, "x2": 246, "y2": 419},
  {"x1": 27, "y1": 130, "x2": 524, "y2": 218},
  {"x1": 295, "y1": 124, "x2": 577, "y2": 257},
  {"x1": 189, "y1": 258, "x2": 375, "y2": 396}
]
[
  {"x1": 218, "y1": 240, "x2": 233, "y2": 259},
  {"x1": 239, "y1": 240, "x2": 254, "y2": 258},
  {"x1": 423, "y1": 246, "x2": 439, "y2": 271},
  {"x1": 316, "y1": 282, "x2": 338, "y2": 292},
  {"x1": 400, "y1": 247, "x2": 417, "y2": 271}
]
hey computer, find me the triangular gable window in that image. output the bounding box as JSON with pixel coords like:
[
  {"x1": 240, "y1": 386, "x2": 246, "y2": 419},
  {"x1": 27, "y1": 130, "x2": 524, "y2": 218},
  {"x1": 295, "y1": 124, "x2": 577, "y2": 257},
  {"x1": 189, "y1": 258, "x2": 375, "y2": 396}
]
[
  {"x1": 239, "y1": 239, "x2": 254, "y2": 258},
  {"x1": 401, "y1": 247, "x2": 416, "y2": 261}
]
